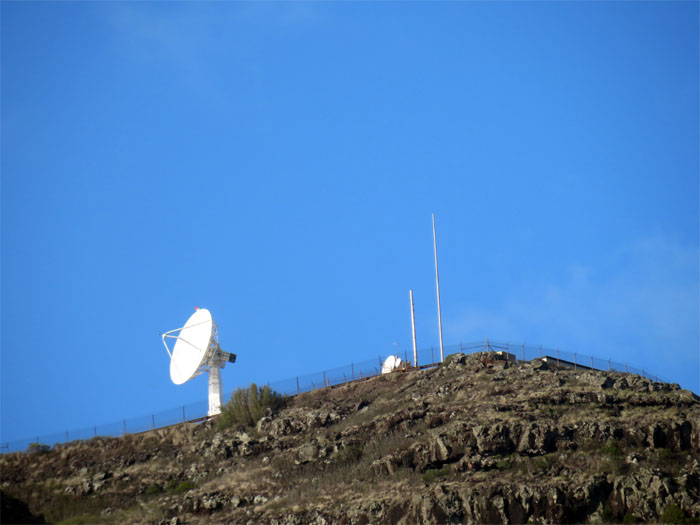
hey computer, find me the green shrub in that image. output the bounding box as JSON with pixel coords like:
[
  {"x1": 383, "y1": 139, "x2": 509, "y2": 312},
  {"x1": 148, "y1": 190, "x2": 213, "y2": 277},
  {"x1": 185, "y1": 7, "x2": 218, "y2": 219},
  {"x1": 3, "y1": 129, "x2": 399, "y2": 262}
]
[
  {"x1": 659, "y1": 449, "x2": 683, "y2": 466},
  {"x1": 602, "y1": 439, "x2": 622, "y2": 459},
  {"x1": 145, "y1": 483, "x2": 162, "y2": 495},
  {"x1": 534, "y1": 455, "x2": 554, "y2": 470},
  {"x1": 659, "y1": 449, "x2": 675, "y2": 461},
  {"x1": 217, "y1": 383, "x2": 286, "y2": 429},
  {"x1": 26, "y1": 442, "x2": 51, "y2": 454},
  {"x1": 174, "y1": 481, "x2": 196, "y2": 493},
  {"x1": 599, "y1": 439, "x2": 628, "y2": 474},
  {"x1": 660, "y1": 504, "x2": 689, "y2": 524},
  {"x1": 495, "y1": 456, "x2": 513, "y2": 470},
  {"x1": 602, "y1": 505, "x2": 616, "y2": 523},
  {"x1": 334, "y1": 445, "x2": 363, "y2": 466},
  {"x1": 422, "y1": 468, "x2": 448, "y2": 484},
  {"x1": 166, "y1": 479, "x2": 177, "y2": 491},
  {"x1": 623, "y1": 512, "x2": 642, "y2": 523}
]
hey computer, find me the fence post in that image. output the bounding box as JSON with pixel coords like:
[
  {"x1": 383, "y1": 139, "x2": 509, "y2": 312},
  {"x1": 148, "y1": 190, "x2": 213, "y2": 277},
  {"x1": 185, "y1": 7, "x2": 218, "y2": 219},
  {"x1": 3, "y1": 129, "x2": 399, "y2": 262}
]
[
  {"x1": 94, "y1": 426, "x2": 97, "y2": 437},
  {"x1": 460, "y1": 341, "x2": 463, "y2": 354},
  {"x1": 431, "y1": 347, "x2": 435, "y2": 363},
  {"x1": 574, "y1": 353, "x2": 577, "y2": 370},
  {"x1": 642, "y1": 369, "x2": 645, "y2": 378},
  {"x1": 360, "y1": 370, "x2": 363, "y2": 379},
  {"x1": 323, "y1": 371, "x2": 327, "y2": 388},
  {"x1": 296, "y1": 377, "x2": 300, "y2": 394},
  {"x1": 608, "y1": 359, "x2": 611, "y2": 370},
  {"x1": 152, "y1": 415, "x2": 155, "y2": 430},
  {"x1": 590, "y1": 356, "x2": 594, "y2": 368},
  {"x1": 557, "y1": 349, "x2": 560, "y2": 367},
  {"x1": 486, "y1": 338, "x2": 490, "y2": 352},
  {"x1": 123, "y1": 419, "x2": 127, "y2": 436},
  {"x1": 405, "y1": 350, "x2": 408, "y2": 363}
]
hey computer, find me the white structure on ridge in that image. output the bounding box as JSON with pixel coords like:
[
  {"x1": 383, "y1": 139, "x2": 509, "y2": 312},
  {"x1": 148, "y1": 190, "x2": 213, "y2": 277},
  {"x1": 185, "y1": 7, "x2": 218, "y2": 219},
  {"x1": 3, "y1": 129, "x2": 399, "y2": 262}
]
[
  {"x1": 382, "y1": 355, "x2": 403, "y2": 374},
  {"x1": 161, "y1": 308, "x2": 236, "y2": 416}
]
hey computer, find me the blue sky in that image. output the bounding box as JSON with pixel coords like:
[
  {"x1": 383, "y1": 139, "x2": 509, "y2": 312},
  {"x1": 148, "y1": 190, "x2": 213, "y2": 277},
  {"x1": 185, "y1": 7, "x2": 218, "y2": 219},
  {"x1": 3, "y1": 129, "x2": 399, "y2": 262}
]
[{"x1": 2, "y1": 1, "x2": 698, "y2": 444}]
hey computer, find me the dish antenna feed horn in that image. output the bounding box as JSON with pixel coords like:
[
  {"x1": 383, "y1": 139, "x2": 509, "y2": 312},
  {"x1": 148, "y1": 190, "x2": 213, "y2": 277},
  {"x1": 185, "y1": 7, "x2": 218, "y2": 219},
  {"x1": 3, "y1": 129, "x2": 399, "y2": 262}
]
[{"x1": 161, "y1": 308, "x2": 236, "y2": 417}]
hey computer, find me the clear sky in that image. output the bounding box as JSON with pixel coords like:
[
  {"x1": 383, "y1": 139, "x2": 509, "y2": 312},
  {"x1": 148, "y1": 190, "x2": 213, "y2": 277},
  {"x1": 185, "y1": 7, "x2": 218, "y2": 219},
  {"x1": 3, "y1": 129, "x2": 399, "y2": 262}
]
[{"x1": 2, "y1": 1, "x2": 698, "y2": 444}]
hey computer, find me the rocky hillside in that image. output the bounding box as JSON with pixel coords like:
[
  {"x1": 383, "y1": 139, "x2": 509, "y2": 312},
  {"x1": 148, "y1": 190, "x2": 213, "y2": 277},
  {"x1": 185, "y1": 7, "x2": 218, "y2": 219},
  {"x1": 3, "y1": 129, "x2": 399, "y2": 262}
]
[{"x1": 2, "y1": 352, "x2": 699, "y2": 524}]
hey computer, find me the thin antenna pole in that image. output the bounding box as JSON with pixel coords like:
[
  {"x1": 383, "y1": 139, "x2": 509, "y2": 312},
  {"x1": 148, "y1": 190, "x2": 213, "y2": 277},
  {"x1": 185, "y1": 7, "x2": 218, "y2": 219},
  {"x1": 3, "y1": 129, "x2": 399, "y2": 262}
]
[
  {"x1": 432, "y1": 213, "x2": 444, "y2": 363},
  {"x1": 410, "y1": 290, "x2": 418, "y2": 367}
]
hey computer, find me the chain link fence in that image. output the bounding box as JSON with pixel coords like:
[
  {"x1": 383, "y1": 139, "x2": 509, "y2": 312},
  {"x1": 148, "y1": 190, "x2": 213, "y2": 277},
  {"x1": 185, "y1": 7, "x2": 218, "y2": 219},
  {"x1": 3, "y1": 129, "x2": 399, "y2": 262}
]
[{"x1": 0, "y1": 340, "x2": 669, "y2": 453}]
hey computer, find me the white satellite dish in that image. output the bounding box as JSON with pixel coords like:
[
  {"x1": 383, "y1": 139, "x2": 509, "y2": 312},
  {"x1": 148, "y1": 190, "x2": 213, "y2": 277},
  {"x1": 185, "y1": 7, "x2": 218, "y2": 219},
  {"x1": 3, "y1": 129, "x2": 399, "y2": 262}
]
[
  {"x1": 382, "y1": 355, "x2": 403, "y2": 374},
  {"x1": 161, "y1": 308, "x2": 236, "y2": 416}
]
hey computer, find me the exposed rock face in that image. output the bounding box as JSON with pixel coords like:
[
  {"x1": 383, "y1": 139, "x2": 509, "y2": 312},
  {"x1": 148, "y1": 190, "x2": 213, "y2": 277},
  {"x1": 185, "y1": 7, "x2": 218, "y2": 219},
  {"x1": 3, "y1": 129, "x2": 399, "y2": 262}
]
[{"x1": 1, "y1": 352, "x2": 698, "y2": 524}]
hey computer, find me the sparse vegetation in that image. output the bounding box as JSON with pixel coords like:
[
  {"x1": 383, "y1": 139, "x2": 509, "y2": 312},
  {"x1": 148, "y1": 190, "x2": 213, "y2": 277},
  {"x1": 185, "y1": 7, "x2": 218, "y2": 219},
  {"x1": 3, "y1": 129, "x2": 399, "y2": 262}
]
[
  {"x1": 145, "y1": 483, "x2": 162, "y2": 495},
  {"x1": 602, "y1": 504, "x2": 616, "y2": 523},
  {"x1": 623, "y1": 511, "x2": 642, "y2": 523},
  {"x1": 26, "y1": 442, "x2": 51, "y2": 454},
  {"x1": 656, "y1": 448, "x2": 687, "y2": 475},
  {"x1": 217, "y1": 383, "x2": 286, "y2": 429},
  {"x1": 661, "y1": 503, "x2": 689, "y2": 524},
  {"x1": 422, "y1": 468, "x2": 448, "y2": 484},
  {"x1": 659, "y1": 503, "x2": 700, "y2": 524},
  {"x1": 1, "y1": 352, "x2": 697, "y2": 525},
  {"x1": 334, "y1": 445, "x2": 363, "y2": 466},
  {"x1": 598, "y1": 438, "x2": 629, "y2": 474},
  {"x1": 58, "y1": 514, "x2": 104, "y2": 525},
  {"x1": 496, "y1": 456, "x2": 514, "y2": 470},
  {"x1": 32, "y1": 492, "x2": 113, "y2": 524},
  {"x1": 173, "y1": 481, "x2": 196, "y2": 493},
  {"x1": 602, "y1": 439, "x2": 622, "y2": 459}
]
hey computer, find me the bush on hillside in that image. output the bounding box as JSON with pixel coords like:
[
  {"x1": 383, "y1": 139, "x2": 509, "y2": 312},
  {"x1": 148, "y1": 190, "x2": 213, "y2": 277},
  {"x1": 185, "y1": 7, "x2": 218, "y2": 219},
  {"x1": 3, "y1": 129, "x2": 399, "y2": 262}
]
[
  {"x1": 174, "y1": 481, "x2": 196, "y2": 493},
  {"x1": 145, "y1": 483, "x2": 162, "y2": 495},
  {"x1": 26, "y1": 442, "x2": 51, "y2": 455},
  {"x1": 660, "y1": 503, "x2": 698, "y2": 524},
  {"x1": 217, "y1": 383, "x2": 286, "y2": 429}
]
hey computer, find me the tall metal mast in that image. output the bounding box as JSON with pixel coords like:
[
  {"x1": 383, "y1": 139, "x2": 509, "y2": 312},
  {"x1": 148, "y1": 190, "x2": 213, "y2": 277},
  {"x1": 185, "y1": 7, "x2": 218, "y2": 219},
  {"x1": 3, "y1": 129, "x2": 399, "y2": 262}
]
[
  {"x1": 410, "y1": 289, "x2": 418, "y2": 367},
  {"x1": 432, "y1": 213, "x2": 444, "y2": 362}
]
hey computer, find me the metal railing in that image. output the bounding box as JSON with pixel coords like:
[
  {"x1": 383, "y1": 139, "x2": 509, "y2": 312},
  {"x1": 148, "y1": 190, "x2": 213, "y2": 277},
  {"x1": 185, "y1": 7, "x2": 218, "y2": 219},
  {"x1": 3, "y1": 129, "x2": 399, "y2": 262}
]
[{"x1": 0, "y1": 340, "x2": 669, "y2": 453}]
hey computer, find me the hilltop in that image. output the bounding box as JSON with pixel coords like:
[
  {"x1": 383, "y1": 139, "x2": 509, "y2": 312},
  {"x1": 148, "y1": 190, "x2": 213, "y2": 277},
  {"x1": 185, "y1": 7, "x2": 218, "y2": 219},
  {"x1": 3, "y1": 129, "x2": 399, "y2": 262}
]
[{"x1": 1, "y1": 352, "x2": 698, "y2": 524}]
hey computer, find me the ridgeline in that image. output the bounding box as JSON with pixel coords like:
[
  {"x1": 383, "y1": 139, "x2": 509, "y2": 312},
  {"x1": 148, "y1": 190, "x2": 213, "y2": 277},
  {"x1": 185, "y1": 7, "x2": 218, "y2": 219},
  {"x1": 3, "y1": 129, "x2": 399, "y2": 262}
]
[{"x1": 1, "y1": 352, "x2": 698, "y2": 524}]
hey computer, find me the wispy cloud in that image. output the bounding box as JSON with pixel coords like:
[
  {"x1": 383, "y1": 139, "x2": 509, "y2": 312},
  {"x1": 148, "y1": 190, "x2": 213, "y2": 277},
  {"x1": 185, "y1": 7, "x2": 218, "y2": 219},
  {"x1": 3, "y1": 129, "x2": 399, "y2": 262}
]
[
  {"x1": 100, "y1": 3, "x2": 323, "y2": 108},
  {"x1": 445, "y1": 235, "x2": 699, "y2": 391}
]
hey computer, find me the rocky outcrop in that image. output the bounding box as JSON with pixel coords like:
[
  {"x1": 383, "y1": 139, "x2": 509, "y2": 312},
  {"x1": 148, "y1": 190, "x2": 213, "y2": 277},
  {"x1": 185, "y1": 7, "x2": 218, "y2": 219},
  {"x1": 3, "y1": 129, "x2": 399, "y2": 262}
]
[{"x1": 1, "y1": 352, "x2": 698, "y2": 524}]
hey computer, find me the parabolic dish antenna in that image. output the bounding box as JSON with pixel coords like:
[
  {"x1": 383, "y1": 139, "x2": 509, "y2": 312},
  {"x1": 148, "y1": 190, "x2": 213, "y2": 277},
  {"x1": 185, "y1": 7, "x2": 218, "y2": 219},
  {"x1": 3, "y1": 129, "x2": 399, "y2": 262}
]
[
  {"x1": 382, "y1": 355, "x2": 403, "y2": 374},
  {"x1": 162, "y1": 308, "x2": 236, "y2": 416}
]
